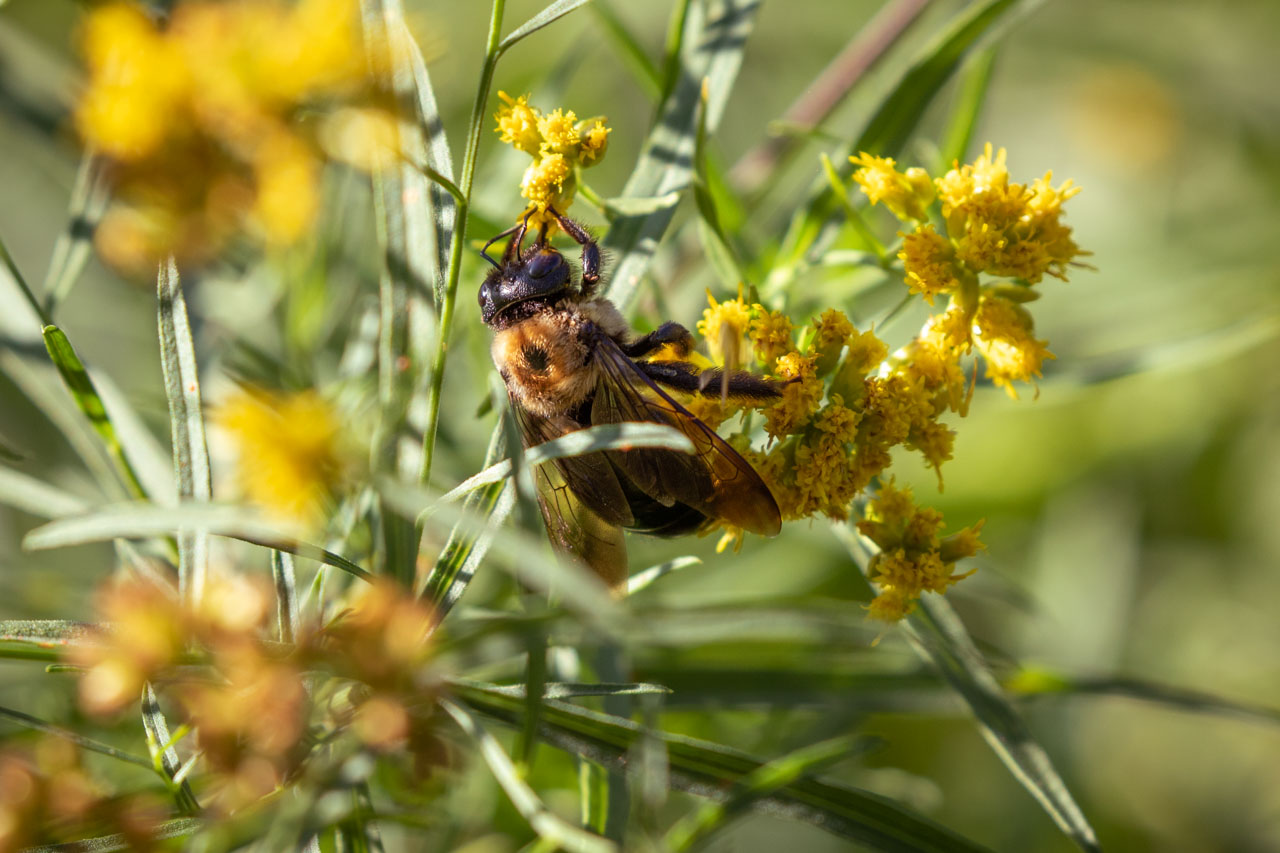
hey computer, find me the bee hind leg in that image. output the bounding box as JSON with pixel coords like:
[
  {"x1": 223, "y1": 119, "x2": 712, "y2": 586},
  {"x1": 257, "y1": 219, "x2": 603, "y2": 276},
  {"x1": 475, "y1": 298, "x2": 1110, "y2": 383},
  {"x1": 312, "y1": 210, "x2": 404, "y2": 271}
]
[{"x1": 622, "y1": 321, "x2": 695, "y2": 359}]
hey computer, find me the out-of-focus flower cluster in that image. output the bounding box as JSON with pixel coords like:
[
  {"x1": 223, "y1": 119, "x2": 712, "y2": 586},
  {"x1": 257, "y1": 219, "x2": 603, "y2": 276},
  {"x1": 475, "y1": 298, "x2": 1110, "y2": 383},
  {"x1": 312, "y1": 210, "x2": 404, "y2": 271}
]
[
  {"x1": 852, "y1": 144, "x2": 1085, "y2": 398},
  {"x1": 66, "y1": 574, "x2": 442, "y2": 814},
  {"x1": 493, "y1": 92, "x2": 610, "y2": 233},
  {"x1": 215, "y1": 386, "x2": 355, "y2": 534},
  {"x1": 76, "y1": 0, "x2": 397, "y2": 274},
  {"x1": 0, "y1": 739, "x2": 163, "y2": 853}
]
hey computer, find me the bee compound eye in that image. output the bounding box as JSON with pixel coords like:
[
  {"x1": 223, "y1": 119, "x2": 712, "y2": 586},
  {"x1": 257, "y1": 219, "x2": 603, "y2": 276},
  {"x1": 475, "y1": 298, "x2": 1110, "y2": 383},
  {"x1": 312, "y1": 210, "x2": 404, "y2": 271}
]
[{"x1": 526, "y1": 251, "x2": 559, "y2": 279}]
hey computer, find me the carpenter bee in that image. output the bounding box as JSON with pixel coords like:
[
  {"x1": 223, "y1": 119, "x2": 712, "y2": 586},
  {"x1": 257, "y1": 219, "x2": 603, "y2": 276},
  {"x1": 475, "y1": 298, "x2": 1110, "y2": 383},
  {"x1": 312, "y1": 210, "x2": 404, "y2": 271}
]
[{"x1": 478, "y1": 207, "x2": 783, "y2": 591}]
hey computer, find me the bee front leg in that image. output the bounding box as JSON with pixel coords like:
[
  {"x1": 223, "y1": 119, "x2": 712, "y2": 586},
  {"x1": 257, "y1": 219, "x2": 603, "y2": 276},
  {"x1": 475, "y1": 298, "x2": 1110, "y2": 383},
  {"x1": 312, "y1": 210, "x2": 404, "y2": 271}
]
[
  {"x1": 548, "y1": 207, "x2": 601, "y2": 293},
  {"x1": 622, "y1": 321, "x2": 695, "y2": 359}
]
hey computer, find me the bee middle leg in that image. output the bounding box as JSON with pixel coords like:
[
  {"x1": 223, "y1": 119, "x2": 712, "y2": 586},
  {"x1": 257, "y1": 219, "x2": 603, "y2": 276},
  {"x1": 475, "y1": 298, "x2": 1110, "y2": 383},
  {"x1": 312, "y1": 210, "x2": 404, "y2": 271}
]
[
  {"x1": 639, "y1": 360, "x2": 782, "y2": 402},
  {"x1": 548, "y1": 206, "x2": 601, "y2": 291},
  {"x1": 622, "y1": 321, "x2": 695, "y2": 359}
]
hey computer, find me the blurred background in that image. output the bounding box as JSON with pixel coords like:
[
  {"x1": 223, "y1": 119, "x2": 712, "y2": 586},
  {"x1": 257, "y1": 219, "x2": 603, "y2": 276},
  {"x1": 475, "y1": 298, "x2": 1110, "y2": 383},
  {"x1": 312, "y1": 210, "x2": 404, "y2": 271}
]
[{"x1": 1, "y1": 0, "x2": 1279, "y2": 850}]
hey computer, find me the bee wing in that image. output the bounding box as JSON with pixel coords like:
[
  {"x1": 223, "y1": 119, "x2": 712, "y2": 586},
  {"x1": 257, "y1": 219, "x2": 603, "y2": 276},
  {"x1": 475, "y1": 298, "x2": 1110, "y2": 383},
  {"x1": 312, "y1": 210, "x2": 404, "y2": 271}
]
[
  {"x1": 532, "y1": 454, "x2": 628, "y2": 591},
  {"x1": 511, "y1": 399, "x2": 634, "y2": 527},
  {"x1": 589, "y1": 330, "x2": 782, "y2": 536}
]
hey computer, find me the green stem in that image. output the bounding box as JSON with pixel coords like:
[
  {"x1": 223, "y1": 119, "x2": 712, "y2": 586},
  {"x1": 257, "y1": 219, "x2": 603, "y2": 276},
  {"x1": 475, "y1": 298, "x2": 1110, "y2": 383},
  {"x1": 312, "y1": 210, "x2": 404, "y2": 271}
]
[{"x1": 418, "y1": 0, "x2": 507, "y2": 491}]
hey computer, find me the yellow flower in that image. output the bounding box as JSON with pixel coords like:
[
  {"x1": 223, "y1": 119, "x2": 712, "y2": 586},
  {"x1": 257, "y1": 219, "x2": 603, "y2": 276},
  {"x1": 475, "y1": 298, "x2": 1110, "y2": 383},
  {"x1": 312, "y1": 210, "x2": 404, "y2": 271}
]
[
  {"x1": 850, "y1": 152, "x2": 935, "y2": 221},
  {"x1": 937, "y1": 144, "x2": 1083, "y2": 283},
  {"x1": 216, "y1": 387, "x2": 349, "y2": 530},
  {"x1": 811, "y1": 308, "x2": 854, "y2": 374},
  {"x1": 697, "y1": 291, "x2": 751, "y2": 367},
  {"x1": 858, "y1": 480, "x2": 982, "y2": 620},
  {"x1": 493, "y1": 93, "x2": 611, "y2": 230},
  {"x1": 971, "y1": 294, "x2": 1055, "y2": 398},
  {"x1": 748, "y1": 306, "x2": 794, "y2": 368},
  {"x1": 494, "y1": 91, "x2": 543, "y2": 154},
  {"x1": 537, "y1": 108, "x2": 580, "y2": 155},
  {"x1": 899, "y1": 225, "x2": 961, "y2": 304},
  {"x1": 764, "y1": 352, "x2": 822, "y2": 438},
  {"x1": 577, "y1": 118, "x2": 611, "y2": 165}
]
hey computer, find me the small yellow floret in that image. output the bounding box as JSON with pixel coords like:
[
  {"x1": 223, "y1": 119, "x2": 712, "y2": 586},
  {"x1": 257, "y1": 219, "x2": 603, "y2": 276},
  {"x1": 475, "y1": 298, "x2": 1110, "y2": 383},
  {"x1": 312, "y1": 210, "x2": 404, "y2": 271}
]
[
  {"x1": 971, "y1": 294, "x2": 1055, "y2": 398},
  {"x1": 494, "y1": 91, "x2": 543, "y2": 155},
  {"x1": 899, "y1": 225, "x2": 960, "y2": 304},
  {"x1": 850, "y1": 152, "x2": 935, "y2": 221}
]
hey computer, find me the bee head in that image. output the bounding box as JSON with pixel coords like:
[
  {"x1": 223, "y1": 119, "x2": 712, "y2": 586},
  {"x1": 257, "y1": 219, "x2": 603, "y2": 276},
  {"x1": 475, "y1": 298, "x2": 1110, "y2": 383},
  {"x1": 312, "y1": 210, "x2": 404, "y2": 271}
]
[{"x1": 478, "y1": 244, "x2": 573, "y2": 327}]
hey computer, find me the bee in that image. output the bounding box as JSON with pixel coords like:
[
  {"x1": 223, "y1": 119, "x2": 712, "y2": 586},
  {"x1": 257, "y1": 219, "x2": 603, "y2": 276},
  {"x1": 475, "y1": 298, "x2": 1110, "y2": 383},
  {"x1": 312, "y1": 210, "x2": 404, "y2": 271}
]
[{"x1": 478, "y1": 207, "x2": 783, "y2": 591}]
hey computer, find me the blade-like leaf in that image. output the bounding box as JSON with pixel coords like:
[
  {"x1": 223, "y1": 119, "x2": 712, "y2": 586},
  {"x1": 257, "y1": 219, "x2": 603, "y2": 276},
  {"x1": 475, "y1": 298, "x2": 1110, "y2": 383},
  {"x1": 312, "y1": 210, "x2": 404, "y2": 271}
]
[
  {"x1": 22, "y1": 818, "x2": 205, "y2": 853},
  {"x1": 433, "y1": 422, "x2": 695, "y2": 506},
  {"x1": 0, "y1": 466, "x2": 90, "y2": 518},
  {"x1": 141, "y1": 683, "x2": 200, "y2": 815},
  {"x1": 454, "y1": 682, "x2": 992, "y2": 852},
  {"x1": 452, "y1": 679, "x2": 672, "y2": 700},
  {"x1": 589, "y1": 1, "x2": 662, "y2": 99},
  {"x1": 157, "y1": 259, "x2": 211, "y2": 605},
  {"x1": 0, "y1": 704, "x2": 152, "y2": 769},
  {"x1": 440, "y1": 698, "x2": 617, "y2": 853},
  {"x1": 833, "y1": 524, "x2": 1099, "y2": 852},
  {"x1": 771, "y1": 0, "x2": 1033, "y2": 278},
  {"x1": 23, "y1": 503, "x2": 373, "y2": 582},
  {"x1": 42, "y1": 149, "x2": 108, "y2": 316},
  {"x1": 498, "y1": 0, "x2": 594, "y2": 55},
  {"x1": 937, "y1": 46, "x2": 998, "y2": 171},
  {"x1": 272, "y1": 549, "x2": 300, "y2": 644},
  {"x1": 604, "y1": 0, "x2": 761, "y2": 311},
  {"x1": 41, "y1": 325, "x2": 149, "y2": 500},
  {"x1": 626, "y1": 556, "x2": 701, "y2": 595}
]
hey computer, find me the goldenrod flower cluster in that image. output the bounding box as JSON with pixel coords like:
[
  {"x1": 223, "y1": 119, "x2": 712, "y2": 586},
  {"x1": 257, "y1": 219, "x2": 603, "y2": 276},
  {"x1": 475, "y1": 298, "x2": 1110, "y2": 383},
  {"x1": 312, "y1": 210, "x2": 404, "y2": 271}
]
[
  {"x1": 852, "y1": 145, "x2": 1084, "y2": 397},
  {"x1": 76, "y1": 0, "x2": 392, "y2": 274},
  {"x1": 493, "y1": 92, "x2": 610, "y2": 232},
  {"x1": 0, "y1": 739, "x2": 163, "y2": 851},
  {"x1": 216, "y1": 387, "x2": 353, "y2": 533},
  {"x1": 857, "y1": 479, "x2": 983, "y2": 620},
  {"x1": 67, "y1": 574, "x2": 442, "y2": 815}
]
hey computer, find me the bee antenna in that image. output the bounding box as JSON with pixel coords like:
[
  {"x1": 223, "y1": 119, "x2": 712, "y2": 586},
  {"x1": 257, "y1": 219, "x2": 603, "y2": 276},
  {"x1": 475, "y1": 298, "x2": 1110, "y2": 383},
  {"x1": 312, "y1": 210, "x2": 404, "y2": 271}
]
[{"x1": 481, "y1": 223, "x2": 521, "y2": 267}]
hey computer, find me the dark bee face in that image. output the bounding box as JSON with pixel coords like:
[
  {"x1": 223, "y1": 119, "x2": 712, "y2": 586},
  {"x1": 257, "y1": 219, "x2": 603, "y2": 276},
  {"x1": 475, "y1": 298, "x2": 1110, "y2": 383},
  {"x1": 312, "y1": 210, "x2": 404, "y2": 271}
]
[{"x1": 478, "y1": 247, "x2": 572, "y2": 326}]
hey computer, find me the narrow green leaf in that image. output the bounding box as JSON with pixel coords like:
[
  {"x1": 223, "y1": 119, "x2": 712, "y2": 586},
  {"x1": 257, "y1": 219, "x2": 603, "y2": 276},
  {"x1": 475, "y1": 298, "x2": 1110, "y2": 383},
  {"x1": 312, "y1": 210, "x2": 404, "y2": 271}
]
[
  {"x1": 0, "y1": 433, "x2": 23, "y2": 462},
  {"x1": 0, "y1": 350, "x2": 122, "y2": 498},
  {"x1": 938, "y1": 47, "x2": 998, "y2": 171},
  {"x1": 771, "y1": 0, "x2": 1033, "y2": 278},
  {"x1": 0, "y1": 466, "x2": 90, "y2": 518},
  {"x1": 23, "y1": 503, "x2": 373, "y2": 582},
  {"x1": 497, "y1": 0, "x2": 594, "y2": 55},
  {"x1": 0, "y1": 704, "x2": 153, "y2": 769},
  {"x1": 440, "y1": 698, "x2": 617, "y2": 853},
  {"x1": 42, "y1": 149, "x2": 108, "y2": 316},
  {"x1": 625, "y1": 556, "x2": 701, "y2": 595},
  {"x1": 833, "y1": 524, "x2": 1099, "y2": 852},
  {"x1": 21, "y1": 818, "x2": 205, "y2": 853},
  {"x1": 454, "y1": 683, "x2": 992, "y2": 852},
  {"x1": 0, "y1": 230, "x2": 51, "y2": 326},
  {"x1": 272, "y1": 550, "x2": 300, "y2": 644},
  {"x1": 141, "y1": 683, "x2": 201, "y2": 815},
  {"x1": 589, "y1": 1, "x2": 662, "y2": 99},
  {"x1": 41, "y1": 325, "x2": 149, "y2": 500},
  {"x1": 157, "y1": 259, "x2": 211, "y2": 605},
  {"x1": 453, "y1": 679, "x2": 673, "y2": 700},
  {"x1": 433, "y1": 423, "x2": 694, "y2": 507},
  {"x1": 602, "y1": 192, "x2": 682, "y2": 217},
  {"x1": 604, "y1": 0, "x2": 761, "y2": 311},
  {"x1": 665, "y1": 735, "x2": 870, "y2": 852}
]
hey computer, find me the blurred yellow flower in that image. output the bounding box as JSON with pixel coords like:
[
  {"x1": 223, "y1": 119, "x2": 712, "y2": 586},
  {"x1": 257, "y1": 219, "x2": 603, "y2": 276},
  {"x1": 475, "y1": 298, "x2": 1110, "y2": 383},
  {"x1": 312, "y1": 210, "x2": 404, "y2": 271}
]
[
  {"x1": 971, "y1": 293, "x2": 1055, "y2": 398},
  {"x1": 216, "y1": 387, "x2": 350, "y2": 531},
  {"x1": 75, "y1": 0, "x2": 393, "y2": 274}
]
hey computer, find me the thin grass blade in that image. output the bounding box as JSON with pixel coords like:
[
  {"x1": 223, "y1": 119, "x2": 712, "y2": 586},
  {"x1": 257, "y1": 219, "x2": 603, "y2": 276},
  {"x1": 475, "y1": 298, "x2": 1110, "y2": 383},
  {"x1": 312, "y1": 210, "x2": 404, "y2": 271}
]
[
  {"x1": 0, "y1": 704, "x2": 153, "y2": 769},
  {"x1": 23, "y1": 502, "x2": 373, "y2": 582},
  {"x1": 157, "y1": 259, "x2": 211, "y2": 605},
  {"x1": 625, "y1": 556, "x2": 701, "y2": 595},
  {"x1": 453, "y1": 682, "x2": 991, "y2": 852},
  {"x1": 498, "y1": 0, "x2": 594, "y2": 55},
  {"x1": 42, "y1": 149, "x2": 108, "y2": 316},
  {"x1": 771, "y1": 0, "x2": 1033, "y2": 278},
  {"x1": 440, "y1": 698, "x2": 617, "y2": 853},
  {"x1": 272, "y1": 550, "x2": 300, "y2": 644},
  {"x1": 0, "y1": 466, "x2": 89, "y2": 518},
  {"x1": 21, "y1": 818, "x2": 205, "y2": 853},
  {"x1": 589, "y1": 1, "x2": 662, "y2": 99},
  {"x1": 141, "y1": 683, "x2": 200, "y2": 815},
  {"x1": 937, "y1": 46, "x2": 998, "y2": 171},
  {"x1": 603, "y1": 0, "x2": 761, "y2": 311},
  {"x1": 41, "y1": 325, "x2": 149, "y2": 500},
  {"x1": 453, "y1": 679, "x2": 672, "y2": 700}
]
